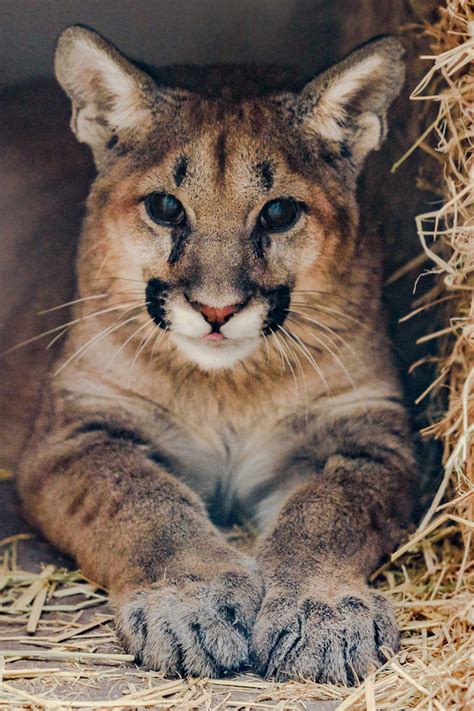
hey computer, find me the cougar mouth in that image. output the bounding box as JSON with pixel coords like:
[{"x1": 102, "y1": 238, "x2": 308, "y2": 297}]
[{"x1": 144, "y1": 277, "x2": 292, "y2": 369}]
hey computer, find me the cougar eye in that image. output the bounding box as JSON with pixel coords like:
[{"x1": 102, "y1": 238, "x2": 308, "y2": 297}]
[
  {"x1": 145, "y1": 193, "x2": 185, "y2": 226},
  {"x1": 259, "y1": 197, "x2": 300, "y2": 233}
]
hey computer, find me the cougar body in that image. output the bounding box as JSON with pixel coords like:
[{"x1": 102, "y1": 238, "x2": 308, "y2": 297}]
[{"x1": 1, "y1": 27, "x2": 416, "y2": 683}]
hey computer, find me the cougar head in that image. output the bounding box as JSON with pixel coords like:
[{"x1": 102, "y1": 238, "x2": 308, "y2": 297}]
[{"x1": 56, "y1": 25, "x2": 404, "y2": 371}]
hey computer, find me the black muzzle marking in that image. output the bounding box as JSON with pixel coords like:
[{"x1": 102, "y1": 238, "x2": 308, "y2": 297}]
[
  {"x1": 261, "y1": 284, "x2": 291, "y2": 334},
  {"x1": 146, "y1": 278, "x2": 171, "y2": 329}
]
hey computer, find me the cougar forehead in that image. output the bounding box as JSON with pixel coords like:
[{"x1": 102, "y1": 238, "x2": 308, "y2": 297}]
[
  {"x1": 96, "y1": 62, "x2": 348, "y2": 212},
  {"x1": 93, "y1": 85, "x2": 343, "y2": 269}
]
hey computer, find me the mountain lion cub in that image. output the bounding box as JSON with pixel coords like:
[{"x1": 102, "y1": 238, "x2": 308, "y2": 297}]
[{"x1": 13, "y1": 26, "x2": 416, "y2": 683}]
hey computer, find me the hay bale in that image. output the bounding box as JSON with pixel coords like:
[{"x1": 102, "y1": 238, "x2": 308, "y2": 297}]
[{"x1": 364, "y1": 2, "x2": 473, "y2": 707}]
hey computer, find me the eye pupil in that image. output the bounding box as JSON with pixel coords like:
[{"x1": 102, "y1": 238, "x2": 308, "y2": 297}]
[
  {"x1": 145, "y1": 193, "x2": 185, "y2": 226},
  {"x1": 260, "y1": 198, "x2": 299, "y2": 232}
]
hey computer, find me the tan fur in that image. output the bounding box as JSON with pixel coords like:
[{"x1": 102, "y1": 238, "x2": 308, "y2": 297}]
[{"x1": 1, "y1": 27, "x2": 416, "y2": 683}]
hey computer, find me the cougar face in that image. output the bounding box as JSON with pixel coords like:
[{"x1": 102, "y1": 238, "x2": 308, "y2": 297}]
[
  {"x1": 87, "y1": 122, "x2": 349, "y2": 371},
  {"x1": 57, "y1": 26, "x2": 403, "y2": 371}
]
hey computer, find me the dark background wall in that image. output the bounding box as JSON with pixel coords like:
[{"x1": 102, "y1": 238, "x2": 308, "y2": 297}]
[{"x1": 1, "y1": 0, "x2": 348, "y2": 88}]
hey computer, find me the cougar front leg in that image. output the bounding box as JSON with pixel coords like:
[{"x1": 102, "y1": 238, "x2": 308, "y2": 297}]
[
  {"x1": 18, "y1": 415, "x2": 263, "y2": 676},
  {"x1": 251, "y1": 406, "x2": 416, "y2": 684}
]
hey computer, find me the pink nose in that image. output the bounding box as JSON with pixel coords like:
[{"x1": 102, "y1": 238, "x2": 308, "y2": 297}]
[{"x1": 198, "y1": 303, "x2": 238, "y2": 325}]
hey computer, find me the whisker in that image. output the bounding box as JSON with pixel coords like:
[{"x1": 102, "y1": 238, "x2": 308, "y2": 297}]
[
  {"x1": 279, "y1": 324, "x2": 331, "y2": 397},
  {"x1": 291, "y1": 302, "x2": 391, "y2": 345},
  {"x1": 288, "y1": 314, "x2": 345, "y2": 361},
  {"x1": 113, "y1": 290, "x2": 147, "y2": 296},
  {"x1": 273, "y1": 331, "x2": 298, "y2": 399},
  {"x1": 2, "y1": 299, "x2": 147, "y2": 358},
  {"x1": 261, "y1": 333, "x2": 271, "y2": 368},
  {"x1": 292, "y1": 289, "x2": 348, "y2": 301},
  {"x1": 287, "y1": 315, "x2": 367, "y2": 414},
  {"x1": 78, "y1": 235, "x2": 110, "y2": 261},
  {"x1": 38, "y1": 293, "x2": 109, "y2": 315},
  {"x1": 150, "y1": 327, "x2": 167, "y2": 362},
  {"x1": 1, "y1": 323, "x2": 74, "y2": 357},
  {"x1": 288, "y1": 316, "x2": 348, "y2": 376},
  {"x1": 290, "y1": 301, "x2": 355, "y2": 328},
  {"x1": 277, "y1": 325, "x2": 309, "y2": 407},
  {"x1": 63, "y1": 299, "x2": 147, "y2": 327},
  {"x1": 294, "y1": 301, "x2": 392, "y2": 344},
  {"x1": 127, "y1": 324, "x2": 158, "y2": 385},
  {"x1": 287, "y1": 309, "x2": 363, "y2": 366},
  {"x1": 54, "y1": 311, "x2": 144, "y2": 377},
  {"x1": 105, "y1": 320, "x2": 151, "y2": 371},
  {"x1": 94, "y1": 249, "x2": 113, "y2": 280},
  {"x1": 270, "y1": 331, "x2": 286, "y2": 374},
  {"x1": 86, "y1": 276, "x2": 147, "y2": 285},
  {"x1": 38, "y1": 290, "x2": 147, "y2": 315},
  {"x1": 46, "y1": 327, "x2": 70, "y2": 350},
  {"x1": 133, "y1": 323, "x2": 157, "y2": 368}
]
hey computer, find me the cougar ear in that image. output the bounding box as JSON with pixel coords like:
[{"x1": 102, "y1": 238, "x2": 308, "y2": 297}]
[
  {"x1": 55, "y1": 25, "x2": 156, "y2": 164},
  {"x1": 298, "y1": 37, "x2": 405, "y2": 168}
]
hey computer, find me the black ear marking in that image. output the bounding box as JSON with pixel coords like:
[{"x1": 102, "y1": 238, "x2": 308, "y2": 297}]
[{"x1": 173, "y1": 156, "x2": 188, "y2": 187}]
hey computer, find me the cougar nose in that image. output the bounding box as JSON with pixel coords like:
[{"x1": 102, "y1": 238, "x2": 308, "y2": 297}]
[{"x1": 197, "y1": 303, "x2": 239, "y2": 326}]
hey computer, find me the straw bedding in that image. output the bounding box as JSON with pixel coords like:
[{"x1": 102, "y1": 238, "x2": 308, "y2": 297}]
[{"x1": 0, "y1": 0, "x2": 472, "y2": 708}]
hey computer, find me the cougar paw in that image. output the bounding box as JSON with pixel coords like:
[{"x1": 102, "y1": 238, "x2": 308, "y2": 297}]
[
  {"x1": 116, "y1": 564, "x2": 264, "y2": 677},
  {"x1": 251, "y1": 587, "x2": 398, "y2": 685}
]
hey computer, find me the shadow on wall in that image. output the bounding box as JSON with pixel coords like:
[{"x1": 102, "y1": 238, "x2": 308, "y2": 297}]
[{"x1": 0, "y1": 0, "x2": 347, "y2": 87}]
